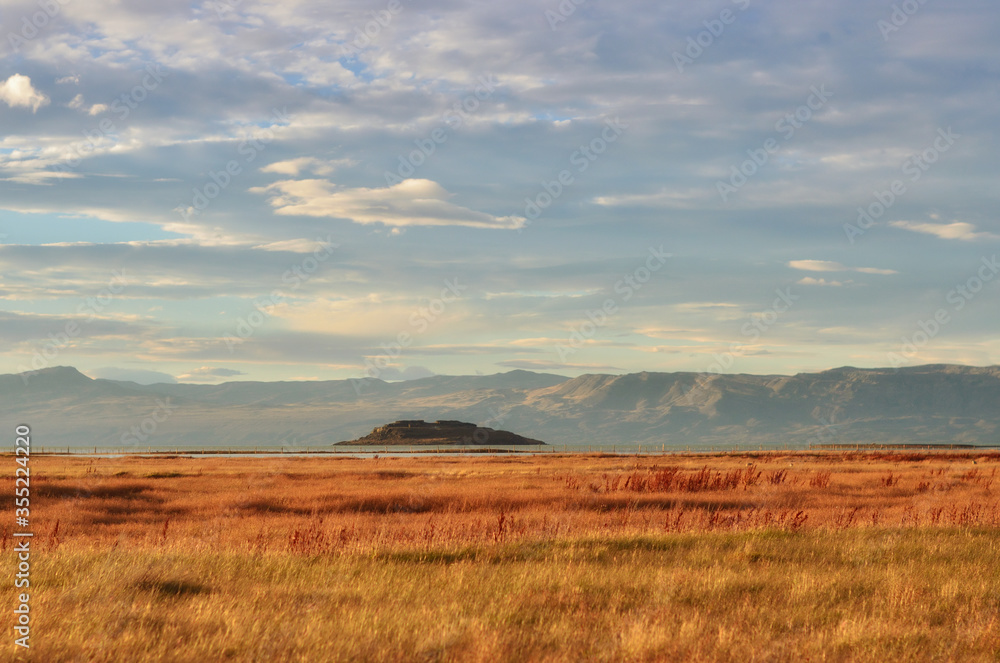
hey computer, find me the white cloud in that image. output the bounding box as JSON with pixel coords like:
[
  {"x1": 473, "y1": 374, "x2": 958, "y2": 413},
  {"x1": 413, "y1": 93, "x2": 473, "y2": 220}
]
[
  {"x1": 253, "y1": 238, "x2": 338, "y2": 253},
  {"x1": 673, "y1": 302, "x2": 740, "y2": 311},
  {"x1": 788, "y1": 260, "x2": 845, "y2": 272},
  {"x1": 1, "y1": 171, "x2": 84, "y2": 185},
  {"x1": 260, "y1": 157, "x2": 354, "y2": 176},
  {"x1": 67, "y1": 94, "x2": 108, "y2": 116},
  {"x1": 497, "y1": 359, "x2": 621, "y2": 371},
  {"x1": 797, "y1": 277, "x2": 846, "y2": 287},
  {"x1": 176, "y1": 366, "x2": 247, "y2": 382},
  {"x1": 279, "y1": 296, "x2": 450, "y2": 336},
  {"x1": 85, "y1": 367, "x2": 178, "y2": 384},
  {"x1": 592, "y1": 187, "x2": 708, "y2": 209},
  {"x1": 0, "y1": 75, "x2": 50, "y2": 113},
  {"x1": 890, "y1": 221, "x2": 999, "y2": 242},
  {"x1": 789, "y1": 260, "x2": 896, "y2": 275},
  {"x1": 253, "y1": 178, "x2": 526, "y2": 229}
]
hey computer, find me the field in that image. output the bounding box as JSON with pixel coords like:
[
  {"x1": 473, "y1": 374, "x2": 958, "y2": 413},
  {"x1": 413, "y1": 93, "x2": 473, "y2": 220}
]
[{"x1": 4, "y1": 451, "x2": 1000, "y2": 662}]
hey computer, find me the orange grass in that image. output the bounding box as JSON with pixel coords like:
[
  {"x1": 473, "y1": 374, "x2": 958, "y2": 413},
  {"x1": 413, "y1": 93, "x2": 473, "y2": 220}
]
[{"x1": 11, "y1": 451, "x2": 998, "y2": 553}]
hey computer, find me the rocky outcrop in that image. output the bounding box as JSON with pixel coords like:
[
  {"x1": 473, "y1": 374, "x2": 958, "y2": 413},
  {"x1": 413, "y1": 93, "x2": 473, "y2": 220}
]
[{"x1": 338, "y1": 420, "x2": 546, "y2": 446}]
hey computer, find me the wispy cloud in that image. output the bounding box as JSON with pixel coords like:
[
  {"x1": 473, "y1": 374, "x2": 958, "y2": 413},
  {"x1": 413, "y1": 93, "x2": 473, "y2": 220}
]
[
  {"x1": 797, "y1": 277, "x2": 847, "y2": 287},
  {"x1": 260, "y1": 157, "x2": 355, "y2": 176},
  {"x1": 497, "y1": 359, "x2": 620, "y2": 371},
  {"x1": 253, "y1": 179, "x2": 526, "y2": 229},
  {"x1": 789, "y1": 260, "x2": 896, "y2": 275},
  {"x1": 176, "y1": 366, "x2": 247, "y2": 382},
  {"x1": 890, "y1": 221, "x2": 999, "y2": 242}
]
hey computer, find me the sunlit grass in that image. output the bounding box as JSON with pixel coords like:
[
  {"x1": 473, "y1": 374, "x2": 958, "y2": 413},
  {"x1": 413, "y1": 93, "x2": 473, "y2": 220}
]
[{"x1": 3, "y1": 452, "x2": 999, "y2": 661}]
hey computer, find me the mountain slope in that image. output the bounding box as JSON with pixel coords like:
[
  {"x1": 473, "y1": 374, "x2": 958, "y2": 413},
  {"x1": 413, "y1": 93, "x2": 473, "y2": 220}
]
[{"x1": 1, "y1": 365, "x2": 998, "y2": 448}]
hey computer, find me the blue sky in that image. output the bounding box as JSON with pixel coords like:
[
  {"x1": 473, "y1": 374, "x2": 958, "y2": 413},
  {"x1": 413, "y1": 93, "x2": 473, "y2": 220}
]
[{"x1": 0, "y1": 0, "x2": 997, "y2": 384}]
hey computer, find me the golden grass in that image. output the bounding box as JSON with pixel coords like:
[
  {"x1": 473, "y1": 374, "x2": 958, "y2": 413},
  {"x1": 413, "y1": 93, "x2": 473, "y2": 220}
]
[{"x1": 4, "y1": 451, "x2": 1000, "y2": 661}]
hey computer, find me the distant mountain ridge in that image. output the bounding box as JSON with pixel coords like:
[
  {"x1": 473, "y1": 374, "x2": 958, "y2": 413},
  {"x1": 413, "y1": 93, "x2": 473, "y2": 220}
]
[{"x1": 1, "y1": 365, "x2": 998, "y2": 448}]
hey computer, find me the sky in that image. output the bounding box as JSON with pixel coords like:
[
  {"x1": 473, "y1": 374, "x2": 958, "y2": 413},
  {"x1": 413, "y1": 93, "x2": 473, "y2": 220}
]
[{"x1": 0, "y1": 0, "x2": 997, "y2": 385}]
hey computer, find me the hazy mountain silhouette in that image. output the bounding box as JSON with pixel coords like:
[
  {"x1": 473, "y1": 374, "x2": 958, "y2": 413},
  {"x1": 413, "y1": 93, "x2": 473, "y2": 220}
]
[{"x1": 1, "y1": 365, "x2": 998, "y2": 448}]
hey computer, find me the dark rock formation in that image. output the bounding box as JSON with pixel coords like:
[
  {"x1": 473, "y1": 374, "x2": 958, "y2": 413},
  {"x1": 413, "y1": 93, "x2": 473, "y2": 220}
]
[{"x1": 337, "y1": 420, "x2": 546, "y2": 446}]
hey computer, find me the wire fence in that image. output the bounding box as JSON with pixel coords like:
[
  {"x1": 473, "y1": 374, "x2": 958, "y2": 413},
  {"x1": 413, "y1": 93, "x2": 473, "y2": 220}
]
[{"x1": 18, "y1": 443, "x2": 1000, "y2": 457}]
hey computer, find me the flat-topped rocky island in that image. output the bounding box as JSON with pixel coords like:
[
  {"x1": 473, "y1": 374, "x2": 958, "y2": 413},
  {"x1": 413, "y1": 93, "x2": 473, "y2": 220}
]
[{"x1": 337, "y1": 420, "x2": 547, "y2": 446}]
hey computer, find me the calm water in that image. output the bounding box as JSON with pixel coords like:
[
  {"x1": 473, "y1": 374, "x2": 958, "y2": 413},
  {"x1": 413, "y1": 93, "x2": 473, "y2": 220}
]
[{"x1": 32, "y1": 442, "x2": 995, "y2": 458}]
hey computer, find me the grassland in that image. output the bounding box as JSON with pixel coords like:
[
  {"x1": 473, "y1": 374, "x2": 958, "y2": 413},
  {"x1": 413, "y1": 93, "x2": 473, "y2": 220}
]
[{"x1": 4, "y1": 451, "x2": 1000, "y2": 662}]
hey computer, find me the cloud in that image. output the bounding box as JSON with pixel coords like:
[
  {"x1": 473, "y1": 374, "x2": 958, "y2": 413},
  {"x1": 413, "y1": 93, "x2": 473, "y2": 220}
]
[
  {"x1": 797, "y1": 277, "x2": 846, "y2": 287},
  {"x1": 85, "y1": 367, "x2": 178, "y2": 384},
  {"x1": 252, "y1": 238, "x2": 340, "y2": 253},
  {"x1": 0, "y1": 75, "x2": 50, "y2": 113},
  {"x1": 890, "y1": 221, "x2": 999, "y2": 242},
  {"x1": 0, "y1": 171, "x2": 84, "y2": 186},
  {"x1": 0, "y1": 241, "x2": 354, "y2": 300},
  {"x1": 0, "y1": 310, "x2": 153, "y2": 342},
  {"x1": 789, "y1": 260, "x2": 896, "y2": 275},
  {"x1": 788, "y1": 260, "x2": 845, "y2": 272},
  {"x1": 497, "y1": 359, "x2": 620, "y2": 371},
  {"x1": 260, "y1": 157, "x2": 354, "y2": 176},
  {"x1": 67, "y1": 94, "x2": 109, "y2": 116},
  {"x1": 593, "y1": 187, "x2": 708, "y2": 209},
  {"x1": 673, "y1": 302, "x2": 740, "y2": 311},
  {"x1": 252, "y1": 178, "x2": 526, "y2": 229},
  {"x1": 176, "y1": 366, "x2": 247, "y2": 382}
]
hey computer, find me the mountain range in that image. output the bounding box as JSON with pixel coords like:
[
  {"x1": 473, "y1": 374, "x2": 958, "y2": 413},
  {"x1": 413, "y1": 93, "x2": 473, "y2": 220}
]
[{"x1": 1, "y1": 364, "x2": 998, "y2": 449}]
